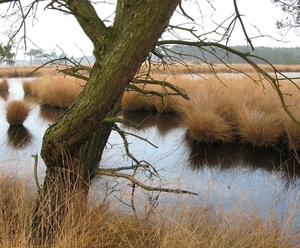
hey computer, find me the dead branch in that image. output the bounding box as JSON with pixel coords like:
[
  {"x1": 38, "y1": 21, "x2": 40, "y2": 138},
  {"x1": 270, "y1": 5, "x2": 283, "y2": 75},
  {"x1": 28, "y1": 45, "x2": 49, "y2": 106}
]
[{"x1": 96, "y1": 168, "x2": 198, "y2": 195}]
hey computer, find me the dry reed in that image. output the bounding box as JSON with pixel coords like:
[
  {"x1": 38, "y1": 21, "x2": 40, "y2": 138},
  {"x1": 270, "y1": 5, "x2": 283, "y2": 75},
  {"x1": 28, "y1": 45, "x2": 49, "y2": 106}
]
[
  {"x1": 0, "y1": 174, "x2": 297, "y2": 248},
  {"x1": 0, "y1": 179, "x2": 297, "y2": 248},
  {"x1": 6, "y1": 100, "x2": 31, "y2": 126},
  {"x1": 27, "y1": 73, "x2": 86, "y2": 108},
  {"x1": 121, "y1": 74, "x2": 300, "y2": 150},
  {"x1": 0, "y1": 78, "x2": 9, "y2": 91}
]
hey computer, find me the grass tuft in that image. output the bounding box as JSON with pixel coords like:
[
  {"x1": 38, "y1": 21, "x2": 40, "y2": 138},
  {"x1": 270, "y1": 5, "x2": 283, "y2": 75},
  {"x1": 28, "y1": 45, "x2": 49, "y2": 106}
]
[
  {"x1": 6, "y1": 100, "x2": 31, "y2": 126},
  {"x1": 26, "y1": 73, "x2": 86, "y2": 108},
  {"x1": 0, "y1": 78, "x2": 9, "y2": 91},
  {"x1": 236, "y1": 105, "x2": 285, "y2": 148}
]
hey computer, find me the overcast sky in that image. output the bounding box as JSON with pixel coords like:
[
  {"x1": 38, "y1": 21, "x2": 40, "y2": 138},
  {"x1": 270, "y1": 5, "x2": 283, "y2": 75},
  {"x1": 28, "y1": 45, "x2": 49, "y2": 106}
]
[{"x1": 0, "y1": 0, "x2": 299, "y2": 59}]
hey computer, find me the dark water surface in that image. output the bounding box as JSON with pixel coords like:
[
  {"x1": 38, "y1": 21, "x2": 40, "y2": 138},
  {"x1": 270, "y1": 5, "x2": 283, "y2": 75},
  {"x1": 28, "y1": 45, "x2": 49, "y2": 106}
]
[{"x1": 1, "y1": 78, "x2": 300, "y2": 236}]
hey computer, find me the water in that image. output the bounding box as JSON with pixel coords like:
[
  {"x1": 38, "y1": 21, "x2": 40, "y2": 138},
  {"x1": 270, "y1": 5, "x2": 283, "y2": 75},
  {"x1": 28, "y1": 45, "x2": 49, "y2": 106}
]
[{"x1": 1, "y1": 78, "x2": 300, "y2": 236}]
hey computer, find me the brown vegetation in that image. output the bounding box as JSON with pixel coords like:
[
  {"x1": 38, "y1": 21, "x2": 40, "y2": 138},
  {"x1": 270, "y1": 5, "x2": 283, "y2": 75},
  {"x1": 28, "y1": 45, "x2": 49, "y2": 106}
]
[
  {"x1": 6, "y1": 100, "x2": 31, "y2": 126},
  {"x1": 2, "y1": 63, "x2": 300, "y2": 78},
  {"x1": 0, "y1": 66, "x2": 59, "y2": 78},
  {"x1": 0, "y1": 175, "x2": 297, "y2": 247},
  {"x1": 148, "y1": 63, "x2": 300, "y2": 75},
  {"x1": 24, "y1": 73, "x2": 86, "y2": 108},
  {"x1": 123, "y1": 74, "x2": 300, "y2": 151},
  {"x1": 7, "y1": 65, "x2": 300, "y2": 150},
  {"x1": 0, "y1": 78, "x2": 9, "y2": 91}
]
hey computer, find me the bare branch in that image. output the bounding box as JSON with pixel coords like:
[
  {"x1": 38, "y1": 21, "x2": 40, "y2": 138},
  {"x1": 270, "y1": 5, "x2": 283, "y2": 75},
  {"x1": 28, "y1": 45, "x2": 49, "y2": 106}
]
[
  {"x1": 96, "y1": 168, "x2": 198, "y2": 195},
  {"x1": 233, "y1": 0, "x2": 254, "y2": 50}
]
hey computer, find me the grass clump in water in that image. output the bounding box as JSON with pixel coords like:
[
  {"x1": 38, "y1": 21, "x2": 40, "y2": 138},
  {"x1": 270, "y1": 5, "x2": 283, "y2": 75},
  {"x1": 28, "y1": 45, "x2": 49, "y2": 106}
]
[
  {"x1": 0, "y1": 78, "x2": 9, "y2": 91},
  {"x1": 25, "y1": 73, "x2": 86, "y2": 108},
  {"x1": 6, "y1": 100, "x2": 31, "y2": 126}
]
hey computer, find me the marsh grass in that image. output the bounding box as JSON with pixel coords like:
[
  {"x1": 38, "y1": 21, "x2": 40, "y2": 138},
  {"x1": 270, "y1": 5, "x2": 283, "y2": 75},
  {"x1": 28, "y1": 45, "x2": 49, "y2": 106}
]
[
  {"x1": 12, "y1": 66, "x2": 300, "y2": 150},
  {"x1": 0, "y1": 175, "x2": 298, "y2": 248},
  {"x1": 121, "y1": 90, "x2": 157, "y2": 111},
  {"x1": 0, "y1": 175, "x2": 35, "y2": 247},
  {"x1": 22, "y1": 80, "x2": 32, "y2": 95},
  {"x1": 26, "y1": 73, "x2": 86, "y2": 108},
  {"x1": 6, "y1": 100, "x2": 32, "y2": 126},
  {"x1": 148, "y1": 63, "x2": 300, "y2": 75},
  {"x1": 0, "y1": 78, "x2": 9, "y2": 91},
  {"x1": 236, "y1": 105, "x2": 285, "y2": 148},
  {"x1": 123, "y1": 74, "x2": 300, "y2": 150},
  {"x1": 0, "y1": 66, "x2": 59, "y2": 78}
]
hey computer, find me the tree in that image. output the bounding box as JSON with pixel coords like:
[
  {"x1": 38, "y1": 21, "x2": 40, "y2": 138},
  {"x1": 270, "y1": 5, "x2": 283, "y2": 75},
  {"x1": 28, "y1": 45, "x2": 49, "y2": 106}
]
[
  {"x1": 272, "y1": 0, "x2": 300, "y2": 35},
  {"x1": 24, "y1": 49, "x2": 58, "y2": 65},
  {"x1": 0, "y1": 43, "x2": 14, "y2": 65},
  {"x1": 24, "y1": 49, "x2": 43, "y2": 65},
  {"x1": 1, "y1": 0, "x2": 299, "y2": 246},
  {"x1": 13, "y1": 0, "x2": 181, "y2": 245}
]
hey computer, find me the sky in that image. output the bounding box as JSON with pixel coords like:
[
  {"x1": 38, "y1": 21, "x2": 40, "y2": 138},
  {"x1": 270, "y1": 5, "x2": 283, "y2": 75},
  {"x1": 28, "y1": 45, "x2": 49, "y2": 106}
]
[{"x1": 0, "y1": 0, "x2": 299, "y2": 59}]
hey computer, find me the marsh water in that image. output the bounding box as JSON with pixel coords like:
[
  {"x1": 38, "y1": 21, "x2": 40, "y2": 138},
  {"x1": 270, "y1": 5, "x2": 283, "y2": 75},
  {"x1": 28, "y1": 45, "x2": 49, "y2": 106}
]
[{"x1": 1, "y1": 78, "x2": 300, "y2": 236}]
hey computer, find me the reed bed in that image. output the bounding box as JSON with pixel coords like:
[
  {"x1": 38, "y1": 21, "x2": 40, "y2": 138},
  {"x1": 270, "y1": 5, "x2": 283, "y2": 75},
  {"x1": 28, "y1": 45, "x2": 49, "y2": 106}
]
[
  {"x1": 147, "y1": 63, "x2": 300, "y2": 75},
  {"x1": 0, "y1": 66, "x2": 60, "y2": 78},
  {"x1": 6, "y1": 100, "x2": 32, "y2": 126},
  {"x1": 24, "y1": 73, "x2": 86, "y2": 108},
  {"x1": 0, "y1": 174, "x2": 297, "y2": 248},
  {"x1": 2, "y1": 64, "x2": 299, "y2": 79},
  {"x1": 12, "y1": 66, "x2": 300, "y2": 150},
  {"x1": 123, "y1": 74, "x2": 300, "y2": 150}
]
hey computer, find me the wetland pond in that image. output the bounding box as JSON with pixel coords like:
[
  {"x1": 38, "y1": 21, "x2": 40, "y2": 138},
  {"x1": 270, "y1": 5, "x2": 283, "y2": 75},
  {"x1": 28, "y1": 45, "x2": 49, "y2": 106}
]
[{"x1": 1, "y1": 78, "x2": 300, "y2": 236}]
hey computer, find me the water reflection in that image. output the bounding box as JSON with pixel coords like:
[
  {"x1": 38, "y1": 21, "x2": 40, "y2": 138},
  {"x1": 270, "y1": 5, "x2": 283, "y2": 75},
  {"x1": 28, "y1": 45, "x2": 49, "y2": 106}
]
[
  {"x1": 121, "y1": 111, "x2": 181, "y2": 136},
  {"x1": 39, "y1": 105, "x2": 66, "y2": 122},
  {"x1": 120, "y1": 111, "x2": 300, "y2": 190},
  {"x1": 184, "y1": 138, "x2": 300, "y2": 187},
  {"x1": 0, "y1": 91, "x2": 9, "y2": 101},
  {"x1": 6, "y1": 125, "x2": 32, "y2": 149}
]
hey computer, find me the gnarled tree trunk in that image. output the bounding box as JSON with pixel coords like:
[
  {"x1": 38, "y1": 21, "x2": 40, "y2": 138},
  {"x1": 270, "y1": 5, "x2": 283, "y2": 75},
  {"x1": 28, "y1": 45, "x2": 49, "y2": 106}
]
[{"x1": 30, "y1": 0, "x2": 180, "y2": 245}]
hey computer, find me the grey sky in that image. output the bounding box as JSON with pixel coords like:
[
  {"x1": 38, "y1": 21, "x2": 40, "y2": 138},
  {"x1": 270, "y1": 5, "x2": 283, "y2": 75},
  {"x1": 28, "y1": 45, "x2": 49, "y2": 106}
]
[{"x1": 0, "y1": 0, "x2": 298, "y2": 59}]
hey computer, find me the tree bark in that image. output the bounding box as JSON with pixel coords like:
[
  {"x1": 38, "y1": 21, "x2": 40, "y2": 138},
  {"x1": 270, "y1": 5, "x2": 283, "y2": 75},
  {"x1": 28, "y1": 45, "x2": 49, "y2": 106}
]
[{"x1": 31, "y1": 0, "x2": 180, "y2": 245}]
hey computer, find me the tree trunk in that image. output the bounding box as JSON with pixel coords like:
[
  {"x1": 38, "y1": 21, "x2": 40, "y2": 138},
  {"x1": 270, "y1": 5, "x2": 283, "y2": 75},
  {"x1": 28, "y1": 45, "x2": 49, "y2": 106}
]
[{"x1": 30, "y1": 0, "x2": 180, "y2": 245}]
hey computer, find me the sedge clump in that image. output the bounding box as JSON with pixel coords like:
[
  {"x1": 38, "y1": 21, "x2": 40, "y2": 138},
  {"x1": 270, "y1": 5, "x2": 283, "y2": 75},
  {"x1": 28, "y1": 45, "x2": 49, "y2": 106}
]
[{"x1": 6, "y1": 100, "x2": 31, "y2": 126}]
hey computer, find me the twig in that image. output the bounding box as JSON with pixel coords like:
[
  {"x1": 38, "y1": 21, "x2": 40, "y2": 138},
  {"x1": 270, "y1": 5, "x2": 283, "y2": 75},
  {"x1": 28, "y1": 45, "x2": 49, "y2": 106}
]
[{"x1": 31, "y1": 154, "x2": 41, "y2": 192}]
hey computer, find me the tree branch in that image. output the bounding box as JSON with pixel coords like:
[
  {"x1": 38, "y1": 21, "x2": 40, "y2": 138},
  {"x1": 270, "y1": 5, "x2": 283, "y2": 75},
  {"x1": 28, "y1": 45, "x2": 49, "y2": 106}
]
[{"x1": 96, "y1": 168, "x2": 198, "y2": 195}]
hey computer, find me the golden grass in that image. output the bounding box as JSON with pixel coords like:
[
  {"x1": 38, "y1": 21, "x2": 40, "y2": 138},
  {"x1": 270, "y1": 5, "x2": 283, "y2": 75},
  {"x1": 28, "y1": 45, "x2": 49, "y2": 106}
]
[
  {"x1": 0, "y1": 176, "x2": 35, "y2": 247},
  {"x1": 6, "y1": 100, "x2": 32, "y2": 126},
  {"x1": 26, "y1": 73, "x2": 86, "y2": 108},
  {"x1": 147, "y1": 63, "x2": 300, "y2": 75},
  {"x1": 3, "y1": 65, "x2": 300, "y2": 150},
  {"x1": 121, "y1": 90, "x2": 157, "y2": 112},
  {"x1": 22, "y1": 80, "x2": 32, "y2": 95},
  {"x1": 0, "y1": 66, "x2": 60, "y2": 78},
  {"x1": 121, "y1": 74, "x2": 300, "y2": 150},
  {"x1": 0, "y1": 78, "x2": 9, "y2": 91},
  {"x1": 236, "y1": 105, "x2": 285, "y2": 148},
  {"x1": 1, "y1": 64, "x2": 299, "y2": 79},
  {"x1": 0, "y1": 175, "x2": 297, "y2": 248}
]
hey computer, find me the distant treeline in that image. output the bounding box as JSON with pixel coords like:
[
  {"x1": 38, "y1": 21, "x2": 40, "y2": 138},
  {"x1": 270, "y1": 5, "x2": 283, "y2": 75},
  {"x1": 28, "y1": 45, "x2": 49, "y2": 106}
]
[{"x1": 167, "y1": 45, "x2": 300, "y2": 65}]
